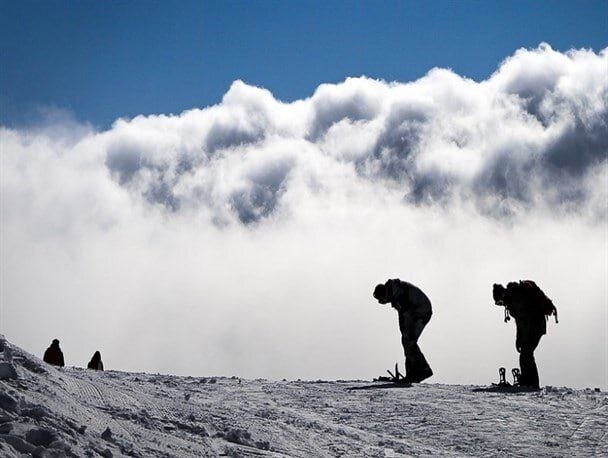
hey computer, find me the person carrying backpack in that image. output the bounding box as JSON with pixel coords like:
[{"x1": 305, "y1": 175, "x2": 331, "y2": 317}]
[
  {"x1": 373, "y1": 279, "x2": 433, "y2": 383},
  {"x1": 492, "y1": 280, "x2": 558, "y2": 389}
]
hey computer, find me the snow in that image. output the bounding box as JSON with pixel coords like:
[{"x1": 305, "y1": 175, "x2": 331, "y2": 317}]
[{"x1": 1, "y1": 337, "x2": 606, "y2": 457}]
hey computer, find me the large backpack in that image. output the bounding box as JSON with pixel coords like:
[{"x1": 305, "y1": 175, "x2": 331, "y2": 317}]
[{"x1": 518, "y1": 280, "x2": 558, "y2": 323}]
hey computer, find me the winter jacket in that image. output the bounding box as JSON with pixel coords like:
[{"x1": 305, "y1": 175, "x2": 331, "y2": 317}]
[
  {"x1": 43, "y1": 343, "x2": 65, "y2": 367},
  {"x1": 87, "y1": 360, "x2": 104, "y2": 371},
  {"x1": 87, "y1": 352, "x2": 104, "y2": 371},
  {"x1": 384, "y1": 279, "x2": 433, "y2": 319},
  {"x1": 503, "y1": 281, "x2": 548, "y2": 337}
]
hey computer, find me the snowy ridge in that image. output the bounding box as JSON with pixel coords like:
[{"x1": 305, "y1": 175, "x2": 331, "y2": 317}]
[{"x1": 0, "y1": 337, "x2": 606, "y2": 457}]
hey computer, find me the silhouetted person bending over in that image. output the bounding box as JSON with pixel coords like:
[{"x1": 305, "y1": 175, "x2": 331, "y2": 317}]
[
  {"x1": 493, "y1": 280, "x2": 558, "y2": 389},
  {"x1": 87, "y1": 351, "x2": 104, "y2": 371},
  {"x1": 373, "y1": 279, "x2": 433, "y2": 383},
  {"x1": 43, "y1": 339, "x2": 65, "y2": 367}
]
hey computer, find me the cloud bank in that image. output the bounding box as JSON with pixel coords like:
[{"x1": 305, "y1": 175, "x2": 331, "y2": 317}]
[
  {"x1": 4, "y1": 44, "x2": 607, "y2": 227},
  {"x1": 1, "y1": 44, "x2": 607, "y2": 387}
]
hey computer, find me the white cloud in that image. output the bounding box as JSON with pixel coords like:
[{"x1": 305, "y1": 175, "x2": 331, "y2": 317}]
[{"x1": 1, "y1": 44, "x2": 606, "y2": 387}]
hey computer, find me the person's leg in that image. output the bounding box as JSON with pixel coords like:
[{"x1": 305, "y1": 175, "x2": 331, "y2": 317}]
[
  {"x1": 519, "y1": 348, "x2": 539, "y2": 388},
  {"x1": 413, "y1": 315, "x2": 432, "y2": 377},
  {"x1": 519, "y1": 332, "x2": 542, "y2": 388},
  {"x1": 401, "y1": 315, "x2": 432, "y2": 382},
  {"x1": 402, "y1": 335, "x2": 418, "y2": 381},
  {"x1": 519, "y1": 348, "x2": 533, "y2": 386},
  {"x1": 400, "y1": 313, "x2": 419, "y2": 381}
]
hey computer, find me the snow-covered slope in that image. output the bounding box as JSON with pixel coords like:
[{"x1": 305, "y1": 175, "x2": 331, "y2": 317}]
[{"x1": 0, "y1": 337, "x2": 606, "y2": 457}]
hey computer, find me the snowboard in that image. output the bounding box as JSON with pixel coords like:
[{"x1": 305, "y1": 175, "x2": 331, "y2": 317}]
[
  {"x1": 348, "y1": 363, "x2": 412, "y2": 390},
  {"x1": 472, "y1": 385, "x2": 541, "y2": 393},
  {"x1": 473, "y1": 367, "x2": 540, "y2": 393},
  {"x1": 347, "y1": 381, "x2": 412, "y2": 391}
]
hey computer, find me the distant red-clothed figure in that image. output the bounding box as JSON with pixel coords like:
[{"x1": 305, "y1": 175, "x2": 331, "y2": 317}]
[
  {"x1": 43, "y1": 339, "x2": 65, "y2": 367},
  {"x1": 87, "y1": 351, "x2": 104, "y2": 371}
]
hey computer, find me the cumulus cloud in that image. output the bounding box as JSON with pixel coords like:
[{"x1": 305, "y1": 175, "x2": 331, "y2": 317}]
[
  {"x1": 5, "y1": 43, "x2": 604, "y2": 226},
  {"x1": 1, "y1": 44, "x2": 606, "y2": 387}
]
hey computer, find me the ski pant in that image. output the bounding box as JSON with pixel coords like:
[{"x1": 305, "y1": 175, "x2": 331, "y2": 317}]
[
  {"x1": 516, "y1": 320, "x2": 544, "y2": 388},
  {"x1": 399, "y1": 312, "x2": 432, "y2": 379}
]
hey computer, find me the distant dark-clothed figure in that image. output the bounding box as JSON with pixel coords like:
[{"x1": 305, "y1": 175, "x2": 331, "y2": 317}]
[
  {"x1": 43, "y1": 339, "x2": 65, "y2": 367},
  {"x1": 373, "y1": 279, "x2": 433, "y2": 383},
  {"x1": 87, "y1": 351, "x2": 104, "y2": 371},
  {"x1": 493, "y1": 280, "x2": 558, "y2": 389}
]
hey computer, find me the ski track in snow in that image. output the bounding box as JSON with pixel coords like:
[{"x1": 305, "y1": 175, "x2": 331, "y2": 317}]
[{"x1": 1, "y1": 339, "x2": 606, "y2": 457}]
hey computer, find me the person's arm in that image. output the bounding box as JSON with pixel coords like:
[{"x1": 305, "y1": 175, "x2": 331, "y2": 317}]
[
  {"x1": 385, "y1": 280, "x2": 404, "y2": 308},
  {"x1": 515, "y1": 321, "x2": 522, "y2": 353},
  {"x1": 59, "y1": 351, "x2": 65, "y2": 367},
  {"x1": 100, "y1": 361, "x2": 104, "y2": 371},
  {"x1": 392, "y1": 282, "x2": 411, "y2": 311}
]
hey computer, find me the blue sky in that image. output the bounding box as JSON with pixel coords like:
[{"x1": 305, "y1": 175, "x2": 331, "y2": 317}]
[{"x1": 1, "y1": 0, "x2": 606, "y2": 128}]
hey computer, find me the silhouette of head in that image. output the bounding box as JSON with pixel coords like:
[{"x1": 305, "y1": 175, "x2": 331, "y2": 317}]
[
  {"x1": 373, "y1": 284, "x2": 390, "y2": 304},
  {"x1": 91, "y1": 351, "x2": 101, "y2": 362},
  {"x1": 51, "y1": 339, "x2": 60, "y2": 346},
  {"x1": 493, "y1": 284, "x2": 506, "y2": 305}
]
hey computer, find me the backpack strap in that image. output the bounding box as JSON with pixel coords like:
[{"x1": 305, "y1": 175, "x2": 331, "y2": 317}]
[
  {"x1": 553, "y1": 305, "x2": 558, "y2": 324},
  {"x1": 544, "y1": 305, "x2": 559, "y2": 324}
]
